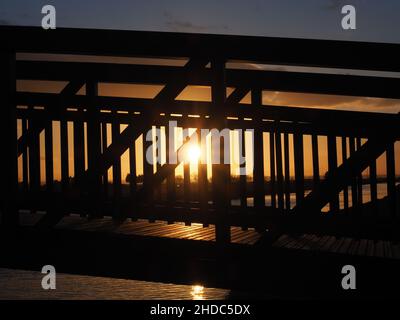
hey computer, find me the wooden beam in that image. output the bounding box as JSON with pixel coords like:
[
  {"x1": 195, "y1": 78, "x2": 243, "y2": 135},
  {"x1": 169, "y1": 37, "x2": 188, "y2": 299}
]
[
  {"x1": 5, "y1": 26, "x2": 400, "y2": 72},
  {"x1": 17, "y1": 60, "x2": 400, "y2": 100},
  {"x1": 211, "y1": 58, "x2": 231, "y2": 244},
  {"x1": 293, "y1": 134, "x2": 397, "y2": 217},
  {"x1": 17, "y1": 80, "x2": 85, "y2": 157},
  {"x1": 0, "y1": 51, "x2": 18, "y2": 227},
  {"x1": 252, "y1": 88, "x2": 264, "y2": 209}
]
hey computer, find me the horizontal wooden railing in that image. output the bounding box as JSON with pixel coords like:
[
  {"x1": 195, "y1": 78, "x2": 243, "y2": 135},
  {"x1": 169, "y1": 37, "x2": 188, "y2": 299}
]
[{"x1": 2, "y1": 26, "x2": 399, "y2": 242}]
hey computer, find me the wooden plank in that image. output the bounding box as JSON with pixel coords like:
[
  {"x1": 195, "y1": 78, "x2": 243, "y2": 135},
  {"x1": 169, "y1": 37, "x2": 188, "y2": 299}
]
[
  {"x1": 338, "y1": 238, "x2": 353, "y2": 254},
  {"x1": 375, "y1": 241, "x2": 385, "y2": 258},
  {"x1": 330, "y1": 237, "x2": 346, "y2": 253},
  {"x1": 357, "y1": 239, "x2": 368, "y2": 256},
  {"x1": 273, "y1": 234, "x2": 291, "y2": 248},
  {"x1": 392, "y1": 243, "x2": 400, "y2": 260},
  {"x1": 366, "y1": 240, "x2": 375, "y2": 257},
  {"x1": 348, "y1": 239, "x2": 360, "y2": 255},
  {"x1": 321, "y1": 236, "x2": 336, "y2": 252},
  {"x1": 300, "y1": 234, "x2": 318, "y2": 250}
]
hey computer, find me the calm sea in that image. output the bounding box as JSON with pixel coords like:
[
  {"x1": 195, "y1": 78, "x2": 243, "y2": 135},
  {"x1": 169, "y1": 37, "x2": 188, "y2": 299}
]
[{"x1": 0, "y1": 268, "x2": 232, "y2": 300}]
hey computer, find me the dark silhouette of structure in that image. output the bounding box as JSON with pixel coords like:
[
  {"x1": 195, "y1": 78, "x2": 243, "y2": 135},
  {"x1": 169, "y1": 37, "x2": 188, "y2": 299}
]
[
  {"x1": 1, "y1": 26, "x2": 400, "y2": 241},
  {"x1": 1, "y1": 27, "x2": 400, "y2": 298}
]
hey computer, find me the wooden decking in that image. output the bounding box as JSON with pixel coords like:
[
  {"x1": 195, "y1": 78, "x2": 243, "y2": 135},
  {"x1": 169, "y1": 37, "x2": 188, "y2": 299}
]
[
  {"x1": 19, "y1": 212, "x2": 262, "y2": 245},
  {"x1": 19, "y1": 211, "x2": 400, "y2": 260},
  {"x1": 273, "y1": 234, "x2": 400, "y2": 260}
]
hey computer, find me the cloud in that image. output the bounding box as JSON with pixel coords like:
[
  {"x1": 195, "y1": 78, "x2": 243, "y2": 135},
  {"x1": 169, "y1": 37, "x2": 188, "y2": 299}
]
[
  {"x1": 263, "y1": 91, "x2": 400, "y2": 113},
  {"x1": 325, "y1": 0, "x2": 348, "y2": 10},
  {"x1": 163, "y1": 11, "x2": 229, "y2": 33},
  {"x1": 322, "y1": 0, "x2": 363, "y2": 11},
  {"x1": 0, "y1": 18, "x2": 11, "y2": 25}
]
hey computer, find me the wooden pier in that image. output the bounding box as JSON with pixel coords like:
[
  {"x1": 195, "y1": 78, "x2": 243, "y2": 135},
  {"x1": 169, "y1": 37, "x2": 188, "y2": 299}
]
[{"x1": 1, "y1": 26, "x2": 400, "y2": 297}]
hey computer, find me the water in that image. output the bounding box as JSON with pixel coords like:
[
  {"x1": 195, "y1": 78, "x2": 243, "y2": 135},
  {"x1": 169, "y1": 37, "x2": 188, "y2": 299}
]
[
  {"x1": 231, "y1": 183, "x2": 389, "y2": 211},
  {"x1": 0, "y1": 268, "x2": 230, "y2": 300}
]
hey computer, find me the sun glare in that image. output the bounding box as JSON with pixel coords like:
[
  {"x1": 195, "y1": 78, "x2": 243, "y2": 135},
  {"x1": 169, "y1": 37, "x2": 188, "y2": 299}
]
[{"x1": 186, "y1": 144, "x2": 201, "y2": 163}]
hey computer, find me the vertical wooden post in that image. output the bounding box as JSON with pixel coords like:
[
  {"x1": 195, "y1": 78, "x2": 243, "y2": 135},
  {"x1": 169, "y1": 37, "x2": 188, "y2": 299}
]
[
  {"x1": 45, "y1": 121, "x2": 54, "y2": 193},
  {"x1": 0, "y1": 51, "x2": 18, "y2": 227},
  {"x1": 293, "y1": 132, "x2": 304, "y2": 206},
  {"x1": 28, "y1": 117, "x2": 41, "y2": 210},
  {"x1": 165, "y1": 124, "x2": 176, "y2": 205},
  {"x1": 240, "y1": 129, "x2": 247, "y2": 209},
  {"x1": 101, "y1": 122, "x2": 109, "y2": 199},
  {"x1": 386, "y1": 142, "x2": 396, "y2": 219},
  {"x1": 269, "y1": 130, "x2": 276, "y2": 208},
  {"x1": 356, "y1": 138, "x2": 363, "y2": 208},
  {"x1": 73, "y1": 109, "x2": 85, "y2": 181},
  {"x1": 312, "y1": 134, "x2": 320, "y2": 189},
  {"x1": 252, "y1": 89, "x2": 264, "y2": 209},
  {"x1": 22, "y1": 120, "x2": 29, "y2": 194},
  {"x1": 60, "y1": 119, "x2": 69, "y2": 192},
  {"x1": 112, "y1": 115, "x2": 122, "y2": 218},
  {"x1": 369, "y1": 158, "x2": 378, "y2": 216},
  {"x1": 349, "y1": 137, "x2": 358, "y2": 210},
  {"x1": 284, "y1": 133, "x2": 291, "y2": 211},
  {"x1": 129, "y1": 116, "x2": 137, "y2": 197},
  {"x1": 275, "y1": 127, "x2": 284, "y2": 210},
  {"x1": 198, "y1": 129, "x2": 208, "y2": 225},
  {"x1": 143, "y1": 126, "x2": 154, "y2": 218},
  {"x1": 184, "y1": 156, "x2": 191, "y2": 204},
  {"x1": 327, "y1": 135, "x2": 339, "y2": 212},
  {"x1": 211, "y1": 58, "x2": 230, "y2": 244},
  {"x1": 86, "y1": 81, "x2": 102, "y2": 218},
  {"x1": 341, "y1": 137, "x2": 349, "y2": 212}
]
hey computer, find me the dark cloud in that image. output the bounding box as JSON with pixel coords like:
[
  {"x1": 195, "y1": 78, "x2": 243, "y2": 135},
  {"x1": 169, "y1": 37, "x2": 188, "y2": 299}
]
[
  {"x1": 163, "y1": 11, "x2": 229, "y2": 33},
  {"x1": 0, "y1": 18, "x2": 11, "y2": 25}
]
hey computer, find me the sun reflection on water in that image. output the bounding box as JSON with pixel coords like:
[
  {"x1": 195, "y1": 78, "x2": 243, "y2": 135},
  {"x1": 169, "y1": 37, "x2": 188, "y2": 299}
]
[{"x1": 191, "y1": 285, "x2": 204, "y2": 300}]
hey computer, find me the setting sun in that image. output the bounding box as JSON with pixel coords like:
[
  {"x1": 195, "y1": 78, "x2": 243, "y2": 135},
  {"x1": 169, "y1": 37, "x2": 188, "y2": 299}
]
[{"x1": 186, "y1": 145, "x2": 201, "y2": 163}]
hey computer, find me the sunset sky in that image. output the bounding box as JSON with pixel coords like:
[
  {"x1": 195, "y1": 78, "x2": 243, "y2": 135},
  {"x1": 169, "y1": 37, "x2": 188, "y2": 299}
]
[{"x1": 5, "y1": 1, "x2": 400, "y2": 182}]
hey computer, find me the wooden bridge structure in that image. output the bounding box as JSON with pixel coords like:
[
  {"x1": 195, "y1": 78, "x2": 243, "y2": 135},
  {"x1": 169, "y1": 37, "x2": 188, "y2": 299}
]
[{"x1": 1, "y1": 26, "x2": 400, "y2": 249}]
